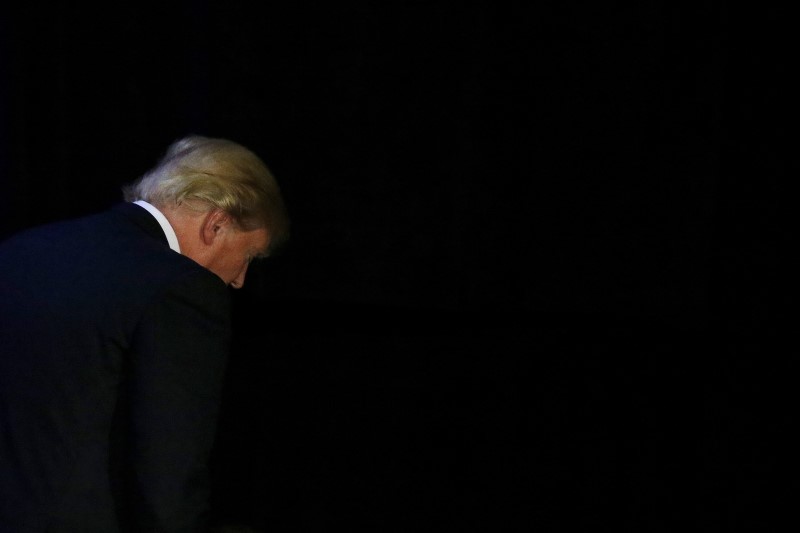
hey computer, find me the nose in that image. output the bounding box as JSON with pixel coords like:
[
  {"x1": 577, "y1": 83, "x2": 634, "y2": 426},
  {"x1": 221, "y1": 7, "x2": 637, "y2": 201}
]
[{"x1": 230, "y1": 265, "x2": 248, "y2": 289}]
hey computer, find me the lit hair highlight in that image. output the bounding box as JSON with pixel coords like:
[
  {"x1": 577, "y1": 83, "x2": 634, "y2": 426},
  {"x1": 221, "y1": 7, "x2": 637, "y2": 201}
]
[{"x1": 123, "y1": 135, "x2": 289, "y2": 253}]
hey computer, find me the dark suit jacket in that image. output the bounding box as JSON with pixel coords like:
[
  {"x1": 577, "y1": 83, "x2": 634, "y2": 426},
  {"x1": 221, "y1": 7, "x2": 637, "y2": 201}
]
[{"x1": 0, "y1": 203, "x2": 231, "y2": 532}]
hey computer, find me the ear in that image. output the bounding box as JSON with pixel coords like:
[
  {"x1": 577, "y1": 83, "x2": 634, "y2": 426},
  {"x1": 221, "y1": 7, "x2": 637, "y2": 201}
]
[{"x1": 200, "y1": 209, "x2": 233, "y2": 246}]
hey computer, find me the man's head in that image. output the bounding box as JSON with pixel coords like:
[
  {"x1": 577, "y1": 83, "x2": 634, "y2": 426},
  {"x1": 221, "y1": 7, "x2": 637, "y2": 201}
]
[{"x1": 123, "y1": 135, "x2": 289, "y2": 287}]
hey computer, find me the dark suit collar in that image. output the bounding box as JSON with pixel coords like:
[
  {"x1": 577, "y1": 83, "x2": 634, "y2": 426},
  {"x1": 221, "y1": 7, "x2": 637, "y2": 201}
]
[{"x1": 112, "y1": 202, "x2": 169, "y2": 247}]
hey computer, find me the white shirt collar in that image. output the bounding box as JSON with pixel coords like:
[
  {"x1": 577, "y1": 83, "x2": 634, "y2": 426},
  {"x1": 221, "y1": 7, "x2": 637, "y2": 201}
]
[{"x1": 133, "y1": 200, "x2": 181, "y2": 253}]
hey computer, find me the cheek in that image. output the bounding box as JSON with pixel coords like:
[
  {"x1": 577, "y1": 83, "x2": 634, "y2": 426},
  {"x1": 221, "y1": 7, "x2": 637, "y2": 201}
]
[
  {"x1": 217, "y1": 252, "x2": 244, "y2": 278},
  {"x1": 235, "y1": 254, "x2": 252, "y2": 275}
]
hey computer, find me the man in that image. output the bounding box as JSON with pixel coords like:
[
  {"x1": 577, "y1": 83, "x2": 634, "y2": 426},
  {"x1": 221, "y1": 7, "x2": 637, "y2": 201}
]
[{"x1": 0, "y1": 136, "x2": 289, "y2": 532}]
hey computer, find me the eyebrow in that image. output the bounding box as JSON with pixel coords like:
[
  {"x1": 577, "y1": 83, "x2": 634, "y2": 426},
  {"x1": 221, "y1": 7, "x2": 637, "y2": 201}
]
[
  {"x1": 255, "y1": 240, "x2": 272, "y2": 259},
  {"x1": 252, "y1": 249, "x2": 269, "y2": 261}
]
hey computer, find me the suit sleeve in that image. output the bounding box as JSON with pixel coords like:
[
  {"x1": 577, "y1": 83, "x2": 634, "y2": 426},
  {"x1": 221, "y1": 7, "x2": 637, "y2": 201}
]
[{"x1": 127, "y1": 270, "x2": 231, "y2": 532}]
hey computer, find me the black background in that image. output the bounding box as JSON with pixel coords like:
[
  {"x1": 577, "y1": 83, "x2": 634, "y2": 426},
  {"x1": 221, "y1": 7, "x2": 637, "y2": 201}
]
[{"x1": 0, "y1": 2, "x2": 790, "y2": 530}]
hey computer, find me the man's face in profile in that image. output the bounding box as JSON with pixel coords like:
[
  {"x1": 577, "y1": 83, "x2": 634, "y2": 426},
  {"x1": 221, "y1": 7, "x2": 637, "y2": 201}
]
[{"x1": 204, "y1": 226, "x2": 270, "y2": 288}]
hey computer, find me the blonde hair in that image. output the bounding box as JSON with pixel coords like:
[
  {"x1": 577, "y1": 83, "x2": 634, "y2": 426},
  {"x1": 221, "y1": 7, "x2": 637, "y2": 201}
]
[{"x1": 123, "y1": 135, "x2": 289, "y2": 253}]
